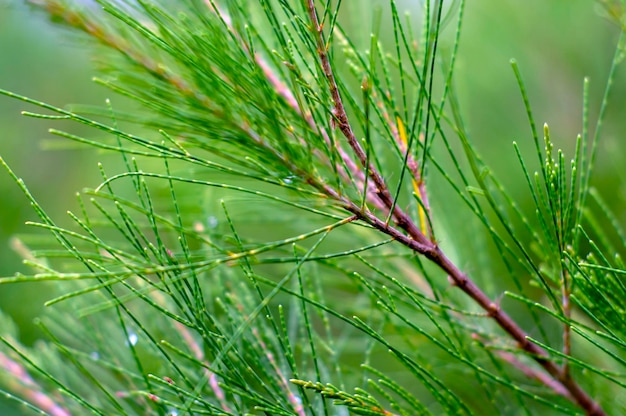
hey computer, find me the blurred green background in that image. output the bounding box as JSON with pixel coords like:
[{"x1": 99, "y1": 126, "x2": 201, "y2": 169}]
[
  {"x1": 0, "y1": 0, "x2": 625, "y2": 414},
  {"x1": 0, "y1": 3, "x2": 109, "y2": 413},
  {"x1": 0, "y1": 1, "x2": 107, "y2": 339}
]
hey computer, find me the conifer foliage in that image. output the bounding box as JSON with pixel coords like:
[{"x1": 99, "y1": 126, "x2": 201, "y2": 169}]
[{"x1": 1, "y1": 1, "x2": 626, "y2": 415}]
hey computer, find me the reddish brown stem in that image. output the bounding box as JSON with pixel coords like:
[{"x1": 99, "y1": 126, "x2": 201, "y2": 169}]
[
  {"x1": 304, "y1": 0, "x2": 431, "y2": 248},
  {"x1": 305, "y1": 2, "x2": 605, "y2": 415},
  {"x1": 494, "y1": 348, "x2": 573, "y2": 400},
  {"x1": 337, "y1": 198, "x2": 605, "y2": 415}
]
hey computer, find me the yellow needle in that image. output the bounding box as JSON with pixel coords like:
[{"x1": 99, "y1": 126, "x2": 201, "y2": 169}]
[{"x1": 397, "y1": 116, "x2": 427, "y2": 235}]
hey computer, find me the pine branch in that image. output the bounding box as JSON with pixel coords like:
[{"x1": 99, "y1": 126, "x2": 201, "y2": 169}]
[
  {"x1": 303, "y1": 2, "x2": 605, "y2": 415},
  {"x1": 2, "y1": 1, "x2": 624, "y2": 415}
]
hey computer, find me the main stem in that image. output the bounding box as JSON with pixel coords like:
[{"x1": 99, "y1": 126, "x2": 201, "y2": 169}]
[
  {"x1": 304, "y1": 0, "x2": 432, "y2": 248},
  {"x1": 305, "y1": 1, "x2": 604, "y2": 415}
]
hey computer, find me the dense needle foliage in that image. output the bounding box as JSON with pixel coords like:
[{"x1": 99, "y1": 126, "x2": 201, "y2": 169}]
[{"x1": 1, "y1": 0, "x2": 626, "y2": 415}]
